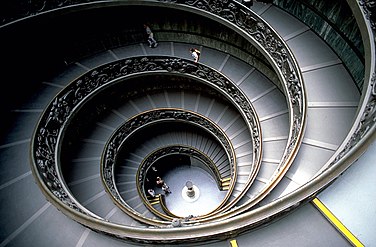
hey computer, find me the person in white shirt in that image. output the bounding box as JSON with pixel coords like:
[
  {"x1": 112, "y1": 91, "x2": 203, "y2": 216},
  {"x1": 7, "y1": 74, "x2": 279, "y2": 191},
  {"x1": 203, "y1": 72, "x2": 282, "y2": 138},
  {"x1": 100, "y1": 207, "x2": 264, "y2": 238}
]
[
  {"x1": 190, "y1": 48, "x2": 201, "y2": 63},
  {"x1": 147, "y1": 188, "x2": 156, "y2": 197}
]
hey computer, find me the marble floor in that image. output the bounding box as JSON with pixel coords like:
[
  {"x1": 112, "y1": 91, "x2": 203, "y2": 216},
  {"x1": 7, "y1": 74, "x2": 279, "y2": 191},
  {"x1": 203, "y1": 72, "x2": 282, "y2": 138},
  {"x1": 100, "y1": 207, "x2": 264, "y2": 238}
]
[{"x1": 155, "y1": 165, "x2": 228, "y2": 217}]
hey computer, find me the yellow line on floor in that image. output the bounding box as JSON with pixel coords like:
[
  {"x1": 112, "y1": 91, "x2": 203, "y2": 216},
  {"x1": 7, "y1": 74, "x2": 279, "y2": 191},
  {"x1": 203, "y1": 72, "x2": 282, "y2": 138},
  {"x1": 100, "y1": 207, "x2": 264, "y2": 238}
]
[
  {"x1": 312, "y1": 198, "x2": 364, "y2": 247},
  {"x1": 229, "y1": 239, "x2": 238, "y2": 247}
]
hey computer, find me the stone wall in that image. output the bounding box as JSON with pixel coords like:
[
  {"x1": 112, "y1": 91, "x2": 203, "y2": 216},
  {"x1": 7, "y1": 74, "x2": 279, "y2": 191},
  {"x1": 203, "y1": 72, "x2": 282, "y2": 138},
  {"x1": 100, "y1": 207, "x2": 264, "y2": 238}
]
[{"x1": 273, "y1": 0, "x2": 364, "y2": 91}]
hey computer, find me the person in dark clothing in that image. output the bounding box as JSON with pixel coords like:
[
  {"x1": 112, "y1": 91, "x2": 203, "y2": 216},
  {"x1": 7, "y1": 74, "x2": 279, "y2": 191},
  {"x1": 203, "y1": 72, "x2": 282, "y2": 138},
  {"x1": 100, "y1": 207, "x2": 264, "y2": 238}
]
[
  {"x1": 143, "y1": 24, "x2": 158, "y2": 48},
  {"x1": 156, "y1": 176, "x2": 164, "y2": 188}
]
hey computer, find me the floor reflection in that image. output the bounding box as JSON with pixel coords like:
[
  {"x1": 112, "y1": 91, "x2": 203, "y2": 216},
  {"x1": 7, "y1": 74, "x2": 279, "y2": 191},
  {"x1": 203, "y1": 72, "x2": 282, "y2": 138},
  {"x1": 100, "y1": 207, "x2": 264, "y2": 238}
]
[{"x1": 159, "y1": 165, "x2": 227, "y2": 217}]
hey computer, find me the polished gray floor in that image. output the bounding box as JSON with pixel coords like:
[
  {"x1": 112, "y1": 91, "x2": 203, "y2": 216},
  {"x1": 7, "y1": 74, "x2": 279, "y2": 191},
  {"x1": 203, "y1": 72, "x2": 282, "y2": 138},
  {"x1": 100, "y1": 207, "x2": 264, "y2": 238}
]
[
  {"x1": 0, "y1": 2, "x2": 371, "y2": 247},
  {"x1": 159, "y1": 165, "x2": 227, "y2": 217},
  {"x1": 318, "y1": 141, "x2": 376, "y2": 246}
]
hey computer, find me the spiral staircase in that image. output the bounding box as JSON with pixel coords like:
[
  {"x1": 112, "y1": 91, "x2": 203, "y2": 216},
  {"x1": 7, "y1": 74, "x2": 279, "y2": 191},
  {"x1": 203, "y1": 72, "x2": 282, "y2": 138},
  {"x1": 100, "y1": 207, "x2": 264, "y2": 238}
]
[{"x1": 1, "y1": 1, "x2": 375, "y2": 246}]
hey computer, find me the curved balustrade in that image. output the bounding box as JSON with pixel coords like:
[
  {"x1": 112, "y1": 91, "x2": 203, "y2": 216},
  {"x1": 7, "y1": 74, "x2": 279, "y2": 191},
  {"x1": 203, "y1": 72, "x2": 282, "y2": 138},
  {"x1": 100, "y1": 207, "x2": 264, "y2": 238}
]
[
  {"x1": 23, "y1": 0, "x2": 375, "y2": 244},
  {"x1": 202, "y1": 0, "x2": 375, "y2": 239},
  {"x1": 25, "y1": 0, "x2": 312, "y2": 243},
  {"x1": 1, "y1": 0, "x2": 370, "y2": 243},
  {"x1": 103, "y1": 109, "x2": 236, "y2": 223},
  {"x1": 317, "y1": 0, "x2": 376, "y2": 172},
  {"x1": 139, "y1": 145, "x2": 226, "y2": 219},
  {"x1": 152, "y1": 0, "x2": 307, "y2": 216},
  {"x1": 139, "y1": 145, "x2": 225, "y2": 193},
  {"x1": 147, "y1": 194, "x2": 183, "y2": 220},
  {"x1": 30, "y1": 55, "x2": 264, "y2": 241},
  {"x1": 140, "y1": 145, "x2": 224, "y2": 193}
]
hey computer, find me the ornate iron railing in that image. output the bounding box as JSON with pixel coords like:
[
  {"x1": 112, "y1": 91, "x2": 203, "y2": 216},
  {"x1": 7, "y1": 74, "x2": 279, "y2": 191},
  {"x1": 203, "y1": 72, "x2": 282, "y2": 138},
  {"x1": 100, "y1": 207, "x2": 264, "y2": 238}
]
[
  {"x1": 26, "y1": 0, "x2": 312, "y2": 243},
  {"x1": 138, "y1": 144, "x2": 227, "y2": 219},
  {"x1": 30, "y1": 54, "x2": 264, "y2": 240},
  {"x1": 102, "y1": 109, "x2": 237, "y2": 223}
]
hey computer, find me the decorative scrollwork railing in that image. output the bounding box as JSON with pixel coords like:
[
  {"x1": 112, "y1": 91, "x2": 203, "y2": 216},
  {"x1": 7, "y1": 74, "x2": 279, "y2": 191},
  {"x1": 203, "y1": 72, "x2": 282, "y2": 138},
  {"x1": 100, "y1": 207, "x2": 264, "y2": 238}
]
[
  {"x1": 102, "y1": 109, "x2": 236, "y2": 223},
  {"x1": 23, "y1": 0, "x2": 306, "y2": 221},
  {"x1": 30, "y1": 55, "x2": 262, "y2": 236},
  {"x1": 152, "y1": 0, "x2": 307, "y2": 220},
  {"x1": 138, "y1": 144, "x2": 227, "y2": 219},
  {"x1": 27, "y1": 1, "x2": 310, "y2": 243},
  {"x1": 139, "y1": 144, "x2": 224, "y2": 197},
  {"x1": 319, "y1": 0, "x2": 376, "y2": 171}
]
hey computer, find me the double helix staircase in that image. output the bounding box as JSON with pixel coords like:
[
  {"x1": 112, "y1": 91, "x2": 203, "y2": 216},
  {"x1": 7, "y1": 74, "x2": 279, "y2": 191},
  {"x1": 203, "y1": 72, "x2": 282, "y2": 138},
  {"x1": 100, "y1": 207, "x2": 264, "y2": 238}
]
[{"x1": 1, "y1": 1, "x2": 374, "y2": 246}]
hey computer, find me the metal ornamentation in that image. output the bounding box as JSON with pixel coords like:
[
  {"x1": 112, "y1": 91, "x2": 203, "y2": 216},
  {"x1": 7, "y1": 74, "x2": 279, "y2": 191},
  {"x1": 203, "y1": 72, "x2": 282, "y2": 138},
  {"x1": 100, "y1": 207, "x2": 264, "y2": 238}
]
[
  {"x1": 164, "y1": 0, "x2": 306, "y2": 214},
  {"x1": 326, "y1": 1, "x2": 376, "y2": 168},
  {"x1": 180, "y1": 0, "x2": 305, "y2": 108},
  {"x1": 3, "y1": 0, "x2": 306, "y2": 137},
  {"x1": 192, "y1": 64, "x2": 261, "y2": 152},
  {"x1": 136, "y1": 145, "x2": 225, "y2": 219},
  {"x1": 28, "y1": 1, "x2": 306, "y2": 242},
  {"x1": 34, "y1": 126, "x2": 84, "y2": 212},
  {"x1": 102, "y1": 109, "x2": 236, "y2": 222},
  {"x1": 360, "y1": 0, "x2": 376, "y2": 29},
  {"x1": 331, "y1": 73, "x2": 376, "y2": 165},
  {"x1": 1, "y1": 0, "x2": 86, "y2": 25},
  {"x1": 31, "y1": 55, "x2": 257, "y2": 221},
  {"x1": 17, "y1": 0, "x2": 376, "y2": 244},
  {"x1": 139, "y1": 145, "x2": 221, "y2": 189}
]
